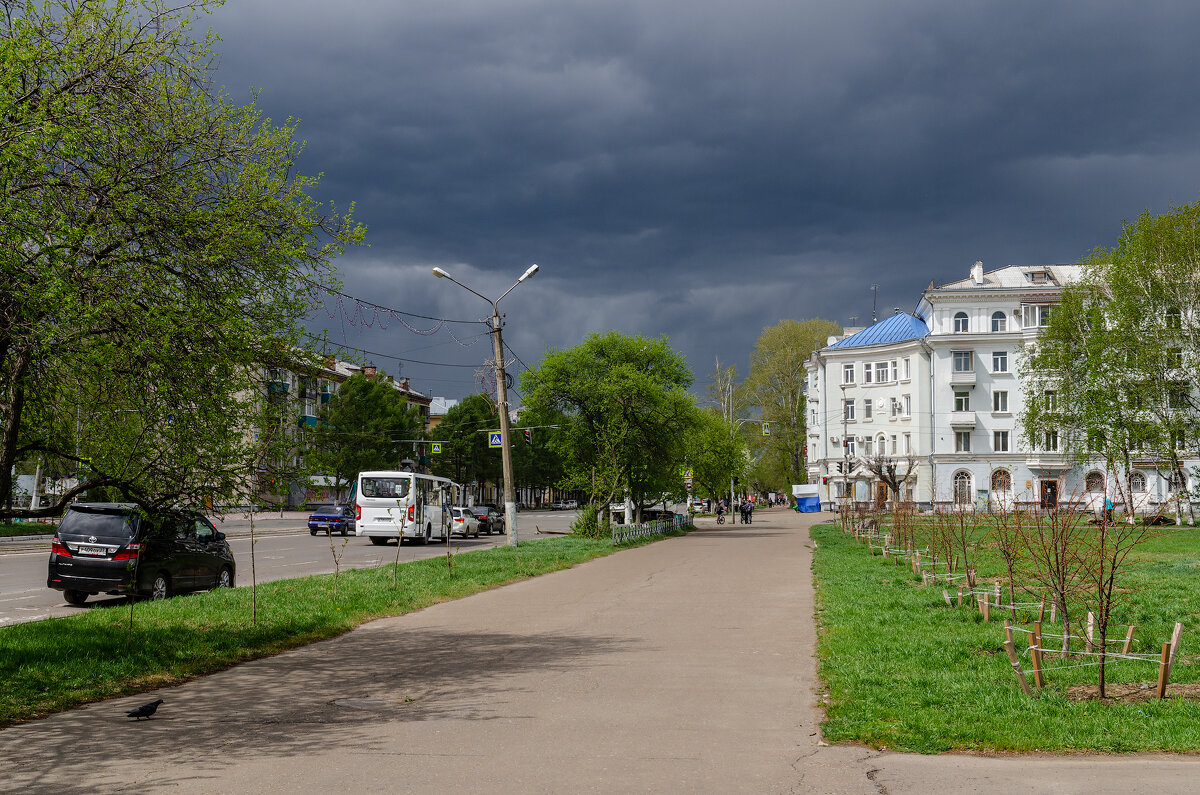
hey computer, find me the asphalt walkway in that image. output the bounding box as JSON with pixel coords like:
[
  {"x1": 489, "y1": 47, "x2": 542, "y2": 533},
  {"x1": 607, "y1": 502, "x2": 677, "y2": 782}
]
[{"x1": 4, "y1": 510, "x2": 1200, "y2": 793}]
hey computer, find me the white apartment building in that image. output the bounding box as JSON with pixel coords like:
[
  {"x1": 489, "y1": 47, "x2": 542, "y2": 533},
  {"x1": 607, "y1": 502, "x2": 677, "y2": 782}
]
[
  {"x1": 806, "y1": 311, "x2": 932, "y2": 509},
  {"x1": 918, "y1": 262, "x2": 1082, "y2": 509}
]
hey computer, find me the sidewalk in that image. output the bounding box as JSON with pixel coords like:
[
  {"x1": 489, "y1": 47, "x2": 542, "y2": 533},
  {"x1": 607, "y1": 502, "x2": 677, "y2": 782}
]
[{"x1": 3, "y1": 510, "x2": 1200, "y2": 793}]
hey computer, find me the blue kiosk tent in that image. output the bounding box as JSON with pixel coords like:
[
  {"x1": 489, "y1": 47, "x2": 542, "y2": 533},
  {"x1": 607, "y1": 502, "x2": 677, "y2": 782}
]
[{"x1": 792, "y1": 485, "x2": 821, "y2": 512}]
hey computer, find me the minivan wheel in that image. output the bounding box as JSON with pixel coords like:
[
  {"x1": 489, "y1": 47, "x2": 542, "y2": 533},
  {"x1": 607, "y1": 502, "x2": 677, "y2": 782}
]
[
  {"x1": 151, "y1": 574, "x2": 171, "y2": 601},
  {"x1": 370, "y1": 536, "x2": 388, "y2": 546},
  {"x1": 217, "y1": 568, "x2": 233, "y2": 589},
  {"x1": 63, "y1": 589, "x2": 88, "y2": 606}
]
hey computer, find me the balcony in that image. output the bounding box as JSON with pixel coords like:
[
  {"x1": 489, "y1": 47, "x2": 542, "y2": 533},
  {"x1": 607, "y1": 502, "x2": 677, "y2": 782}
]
[
  {"x1": 949, "y1": 370, "x2": 976, "y2": 387},
  {"x1": 948, "y1": 410, "x2": 976, "y2": 428},
  {"x1": 1026, "y1": 453, "x2": 1069, "y2": 470}
]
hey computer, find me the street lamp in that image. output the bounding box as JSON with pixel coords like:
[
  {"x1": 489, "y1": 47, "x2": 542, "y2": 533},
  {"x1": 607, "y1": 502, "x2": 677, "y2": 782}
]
[{"x1": 432, "y1": 264, "x2": 538, "y2": 546}]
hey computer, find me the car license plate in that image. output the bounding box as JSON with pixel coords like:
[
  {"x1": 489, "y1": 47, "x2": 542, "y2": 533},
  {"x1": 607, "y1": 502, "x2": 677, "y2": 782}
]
[{"x1": 77, "y1": 545, "x2": 106, "y2": 556}]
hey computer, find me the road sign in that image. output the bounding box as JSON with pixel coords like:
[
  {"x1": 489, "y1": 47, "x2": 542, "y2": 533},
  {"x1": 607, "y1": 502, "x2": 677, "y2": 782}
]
[
  {"x1": 431, "y1": 443, "x2": 442, "y2": 454},
  {"x1": 762, "y1": 422, "x2": 770, "y2": 436},
  {"x1": 488, "y1": 432, "x2": 503, "y2": 449},
  {"x1": 681, "y1": 466, "x2": 693, "y2": 479},
  {"x1": 685, "y1": 481, "x2": 693, "y2": 492}
]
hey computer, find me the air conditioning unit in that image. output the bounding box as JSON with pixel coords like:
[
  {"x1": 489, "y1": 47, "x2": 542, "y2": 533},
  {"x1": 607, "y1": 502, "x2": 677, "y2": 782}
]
[{"x1": 829, "y1": 436, "x2": 840, "y2": 444}]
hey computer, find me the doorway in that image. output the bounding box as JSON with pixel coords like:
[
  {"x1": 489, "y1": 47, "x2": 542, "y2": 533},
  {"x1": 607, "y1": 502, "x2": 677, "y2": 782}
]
[
  {"x1": 875, "y1": 482, "x2": 889, "y2": 509},
  {"x1": 1040, "y1": 480, "x2": 1058, "y2": 509}
]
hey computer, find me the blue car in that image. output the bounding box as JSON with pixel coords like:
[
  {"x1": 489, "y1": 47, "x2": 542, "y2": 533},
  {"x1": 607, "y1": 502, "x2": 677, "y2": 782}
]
[{"x1": 308, "y1": 504, "x2": 355, "y2": 536}]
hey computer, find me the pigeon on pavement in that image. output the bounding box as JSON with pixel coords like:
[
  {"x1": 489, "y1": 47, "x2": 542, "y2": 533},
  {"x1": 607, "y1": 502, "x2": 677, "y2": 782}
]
[{"x1": 126, "y1": 699, "x2": 164, "y2": 720}]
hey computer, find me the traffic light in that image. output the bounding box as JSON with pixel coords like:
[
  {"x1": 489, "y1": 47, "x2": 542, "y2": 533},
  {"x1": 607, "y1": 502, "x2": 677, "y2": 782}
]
[
  {"x1": 822, "y1": 476, "x2": 829, "y2": 485},
  {"x1": 524, "y1": 428, "x2": 532, "y2": 446}
]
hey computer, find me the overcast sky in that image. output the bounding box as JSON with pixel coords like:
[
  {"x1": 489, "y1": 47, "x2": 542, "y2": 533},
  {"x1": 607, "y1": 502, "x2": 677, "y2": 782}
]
[{"x1": 208, "y1": 0, "x2": 1200, "y2": 403}]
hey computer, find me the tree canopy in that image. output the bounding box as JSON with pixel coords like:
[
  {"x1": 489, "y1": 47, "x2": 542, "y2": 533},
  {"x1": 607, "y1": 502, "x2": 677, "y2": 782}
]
[
  {"x1": 520, "y1": 331, "x2": 695, "y2": 511},
  {"x1": 0, "y1": 0, "x2": 363, "y2": 514},
  {"x1": 429, "y1": 394, "x2": 502, "y2": 500}
]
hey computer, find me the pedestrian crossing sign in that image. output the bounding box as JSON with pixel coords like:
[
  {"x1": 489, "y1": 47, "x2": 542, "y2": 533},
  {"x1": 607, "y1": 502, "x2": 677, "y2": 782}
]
[
  {"x1": 431, "y1": 443, "x2": 442, "y2": 454},
  {"x1": 489, "y1": 432, "x2": 503, "y2": 448}
]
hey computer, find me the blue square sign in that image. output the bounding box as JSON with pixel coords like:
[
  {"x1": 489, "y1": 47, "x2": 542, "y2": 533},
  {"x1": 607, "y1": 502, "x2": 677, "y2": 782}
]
[
  {"x1": 431, "y1": 443, "x2": 442, "y2": 454},
  {"x1": 488, "y1": 432, "x2": 503, "y2": 448}
]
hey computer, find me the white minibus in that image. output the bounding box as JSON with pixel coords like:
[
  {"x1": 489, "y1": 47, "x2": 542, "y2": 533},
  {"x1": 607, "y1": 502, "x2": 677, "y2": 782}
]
[{"x1": 355, "y1": 471, "x2": 460, "y2": 545}]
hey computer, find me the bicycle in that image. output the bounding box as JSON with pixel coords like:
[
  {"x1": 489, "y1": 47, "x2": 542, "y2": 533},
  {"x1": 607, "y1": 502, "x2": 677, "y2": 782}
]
[{"x1": 716, "y1": 512, "x2": 726, "y2": 525}]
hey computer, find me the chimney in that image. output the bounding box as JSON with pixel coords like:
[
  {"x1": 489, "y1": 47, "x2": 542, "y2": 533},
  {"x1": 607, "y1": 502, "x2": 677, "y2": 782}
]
[
  {"x1": 362, "y1": 363, "x2": 377, "y2": 379},
  {"x1": 400, "y1": 377, "x2": 410, "y2": 390},
  {"x1": 971, "y1": 261, "x2": 984, "y2": 285}
]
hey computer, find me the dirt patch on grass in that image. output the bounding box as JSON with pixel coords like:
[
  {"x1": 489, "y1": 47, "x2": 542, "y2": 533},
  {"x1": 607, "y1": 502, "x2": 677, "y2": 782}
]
[{"x1": 1067, "y1": 682, "x2": 1200, "y2": 702}]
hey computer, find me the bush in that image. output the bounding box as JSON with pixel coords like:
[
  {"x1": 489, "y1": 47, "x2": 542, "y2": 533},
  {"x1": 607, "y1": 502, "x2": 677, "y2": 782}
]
[{"x1": 570, "y1": 504, "x2": 604, "y2": 538}]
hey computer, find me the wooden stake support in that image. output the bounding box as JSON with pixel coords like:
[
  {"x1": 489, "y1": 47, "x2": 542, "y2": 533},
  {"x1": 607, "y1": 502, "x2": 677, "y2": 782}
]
[
  {"x1": 982, "y1": 594, "x2": 990, "y2": 622},
  {"x1": 1157, "y1": 642, "x2": 1172, "y2": 699},
  {"x1": 957, "y1": 587, "x2": 963, "y2": 607},
  {"x1": 1168, "y1": 621, "x2": 1184, "y2": 680},
  {"x1": 1004, "y1": 619, "x2": 1014, "y2": 647},
  {"x1": 1003, "y1": 638, "x2": 1033, "y2": 697},
  {"x1": 1038, "y1": 598, "x2": 1046, "y2": 623},
  {"x1": 1049, "y1": 602, "x2": 1056, "y2": 624},
  {"x1": 943, "y1": 589, "x2": 952, "y2": 605},
  {"x1": 1031, "y1": 621, "x2": 1044, "y2": 688},
  {"x1": 1086, "y1": 612, "x2": 1095, "y2": 653},
  {"x1": 1122, "y1": 625, "x2": 1136, "y2": 655}
]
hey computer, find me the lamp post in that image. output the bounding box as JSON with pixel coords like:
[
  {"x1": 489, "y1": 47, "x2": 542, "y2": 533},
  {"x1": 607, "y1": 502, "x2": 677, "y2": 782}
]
[
  {"x1": 841, "y1": 383, "x2": 850, "y2": 516},
  {"x1": 432, "y1": 264, "x2": 539, "y2": 546}
]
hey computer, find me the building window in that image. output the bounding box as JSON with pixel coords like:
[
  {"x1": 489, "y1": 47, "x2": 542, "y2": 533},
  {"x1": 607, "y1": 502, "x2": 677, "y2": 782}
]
[
  {"x1": 903, "y1": 433, "x2": 912, "y2": 454},
  {"x1": 864, "y1": 438, "x2": 874, "y2": 456},
  {"x1": 953, "y1": 471, "x2": 972, "y2": 504},
  {"x1": 843, "y1": 363, "x2": 855, "y2": 384},
  {"x1": 902, "y1": 357, "x2": 911, "y2": 380},
  {"x1": 1023, "y1": 304, "x2": 1054, "y2": 328},
  {"x1": 846, "y1": 437, "x2": 856, "y2": 457},
  {"x1": 890, "y1": 397, "x2": 901, "y2": 417},
  {"x1": 1169, "y1": 470, "x2": 1187, "y2": 493},
  {"x1": 1044, "y1": 430, "x2": 1059, "y2": 452},
  {"x1": 903, "y1": 394, "x2": 911, "y2": 417},
  {"x1": 863, "y1": 364, "x2": 873, "y2": 384},
  {"x1": 992, "y1": 351, "x2": 1008, "y2": 372},
  {"x1": 993, "y1": 430, "x2": 1009, "y2": 452},
  {"x1": 1128, "y1": 471, "x2": 1147, "y2": 492},
  {"x1": 1085, "y1": 471, "x2": 1105, "y2": 493},
  {"x1": 991, "y1": 469, "x2": 1012, "y2": 492},
  {"x1": 993, "y1": 390, "x2": 1008, "y2": 413},
  {"x1": 991, "y1": 311, "x2": 1007, "y2": 332},
  {"x1": 871, "y1": 361, "x2": 892, "y2": 382},
  {"x1": 954, "y1": 391, "x2": 971, "y2": 411},
  {"x1": 955, "y1": 431, "x2": 972, "y2": 452},
  {"x1": 954, "y1": 312, "x2": 969, "y2": 333},
  {"x1": 889, "y1": 434, "x2": 897, "y2": 455},
  {"x1": 953, "y1": 351, "x2": 973, "y2": 372},
  {"x1": 835, "y1": 481, "x2": 849, "y2": 498},
  {"x1": 1166, "y1": 307, "x2": 1182, "y2": 329},
  {"x1": 863, "y1": 399, "x2": 873, "y2": 420},
  {"x1": 811, "y1": 408, "x2": 818, "y2": 425},
  {"x1": 1044, "y1": 390, "x2": 1057, "y2": 411},
  {"x1": 843, "y1": 399, "x2": 855, "y2": 421}
]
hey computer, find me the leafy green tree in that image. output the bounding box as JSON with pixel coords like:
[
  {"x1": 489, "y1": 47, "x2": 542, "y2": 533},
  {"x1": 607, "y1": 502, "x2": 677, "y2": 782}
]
[
  {"x1": 511, "y1": 406, "x2": 567, "y2": 507},
  {"x1": 520, "y1": 332, "x2": 695, "y2": 516},
  {"x1": 429, "y1": 394, "x2": 501, "y2": 500},
  {"x1": 307, "y1": 374, "x2": 423, "y2": 496},
  {"x1": 685, "y1": 408, "x2": 746, "y2": 503},
  {"x1": 1024, "y1": 204, "x2": 1200, "y2": 524},
  {"x1": 0, "y1": 0, "x2": 362, "y2": 515},
  {"x1": 744, "y1": 319, "x2": 841, "y2": 490}
]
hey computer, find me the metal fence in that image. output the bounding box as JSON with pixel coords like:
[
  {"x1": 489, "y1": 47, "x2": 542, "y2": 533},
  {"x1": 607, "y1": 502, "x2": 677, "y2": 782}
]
[{"x1": 611, "y1": 513, "x2": 692, "y2": 545}]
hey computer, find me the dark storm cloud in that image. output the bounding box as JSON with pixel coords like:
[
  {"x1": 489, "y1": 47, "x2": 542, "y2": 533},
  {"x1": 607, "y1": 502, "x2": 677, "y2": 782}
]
[{"x1": 207, "y1": 0, "x2": 1200, "y2": 398}]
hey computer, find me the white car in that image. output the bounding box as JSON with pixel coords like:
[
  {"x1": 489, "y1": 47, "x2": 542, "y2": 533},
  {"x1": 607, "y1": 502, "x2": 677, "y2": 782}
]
[{"x1": 450, "y1": 507, "x2": 480, "y2": 537}]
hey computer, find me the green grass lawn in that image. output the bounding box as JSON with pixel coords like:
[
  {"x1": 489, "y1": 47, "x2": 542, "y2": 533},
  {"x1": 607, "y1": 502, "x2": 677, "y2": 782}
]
[
  {"x1": 0, "y1": 532, "x2": 680, "y2": 727},
  {"x1": 813, "y1": 520, "x2": 1200, "y2": 753},
  {"x1": 0, "y1": 522, "x2": 53, "y2": 537}
]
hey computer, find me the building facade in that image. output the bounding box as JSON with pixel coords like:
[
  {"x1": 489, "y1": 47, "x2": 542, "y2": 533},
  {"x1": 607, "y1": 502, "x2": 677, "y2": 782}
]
[{"x1": 805, "y1": 261, "x2": 1197, "y2": 513}]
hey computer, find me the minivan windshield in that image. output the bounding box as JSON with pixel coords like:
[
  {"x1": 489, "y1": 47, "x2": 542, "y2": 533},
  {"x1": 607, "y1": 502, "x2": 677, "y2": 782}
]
[
  {"x1": 360, "y1": 477, "x2": 411, "y2": 499},
  {"x1": 57, "y1": 508, "x2": 136, "y2": 542}
]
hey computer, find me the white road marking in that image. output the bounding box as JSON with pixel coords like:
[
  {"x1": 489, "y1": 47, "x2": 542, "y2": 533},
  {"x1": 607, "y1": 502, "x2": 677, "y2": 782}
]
[{"x1": 280, "y1": 561, "x2": 318, "y2": 567}]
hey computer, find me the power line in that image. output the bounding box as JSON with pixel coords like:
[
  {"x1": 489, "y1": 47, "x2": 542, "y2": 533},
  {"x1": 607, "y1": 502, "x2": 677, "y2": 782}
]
[
  {"x1": 301, "y1": 275, "x2": 486, "y2": 325},
  {"x1": 301, "y1": 333, "x2": 483, "y2": 369}
]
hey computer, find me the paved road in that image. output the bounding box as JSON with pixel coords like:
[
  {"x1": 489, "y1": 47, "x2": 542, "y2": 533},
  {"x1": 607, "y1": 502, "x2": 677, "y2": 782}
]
[
  {"x1": 0, "y1": 510, "x2": 578, "y2": 627},
  {"x1": 5, "y1": 508, "x2": 1200, "y2": 793}
]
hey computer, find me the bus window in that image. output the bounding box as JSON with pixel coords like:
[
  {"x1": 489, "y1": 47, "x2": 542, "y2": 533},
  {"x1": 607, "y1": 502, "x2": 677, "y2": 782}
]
[{"x1": 360, "y1": 476, "x2": 411, "y2": 499}]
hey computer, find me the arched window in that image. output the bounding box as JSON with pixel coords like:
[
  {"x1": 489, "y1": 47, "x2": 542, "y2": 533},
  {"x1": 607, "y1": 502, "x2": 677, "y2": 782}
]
[
  {"x1": 991, "y1": 469, "x2": 1011, "y2": 492},
  {"x1": 1085, "y1": 471, "x2": 1105, "y2": 493},
  {"x1": 991, "y1": 311, "x2": 1007, "y2": 332},
  {"x1": 954, "y1": 312, "x2": 969, "y2": 333},
  {"x1": 1128, "y1": 471, "x2": 1147, "y2": 493},
  {"x1": 953, "y1": 471, "x2": 972, "y2": 504}
]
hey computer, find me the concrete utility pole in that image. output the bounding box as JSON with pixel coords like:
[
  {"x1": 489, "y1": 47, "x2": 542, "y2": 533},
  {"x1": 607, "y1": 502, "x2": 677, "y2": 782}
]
[
  {"x1": 432, "y1": 264, "x2": 539, "y2": 547},
  {"x1": 841, "y1": 383, "x2": 850, "y2": 512}
]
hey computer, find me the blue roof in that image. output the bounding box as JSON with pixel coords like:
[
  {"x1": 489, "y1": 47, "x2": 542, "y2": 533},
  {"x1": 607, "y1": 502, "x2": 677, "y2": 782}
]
[{"x1": 825, "y1": 312, "x2": 929, "y2": 350}]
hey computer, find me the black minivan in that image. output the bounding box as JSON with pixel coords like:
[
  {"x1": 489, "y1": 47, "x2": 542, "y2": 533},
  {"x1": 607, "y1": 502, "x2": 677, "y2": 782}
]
[{"x1": 47, "y1": 503, "x2": 235, "y2": 605}]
